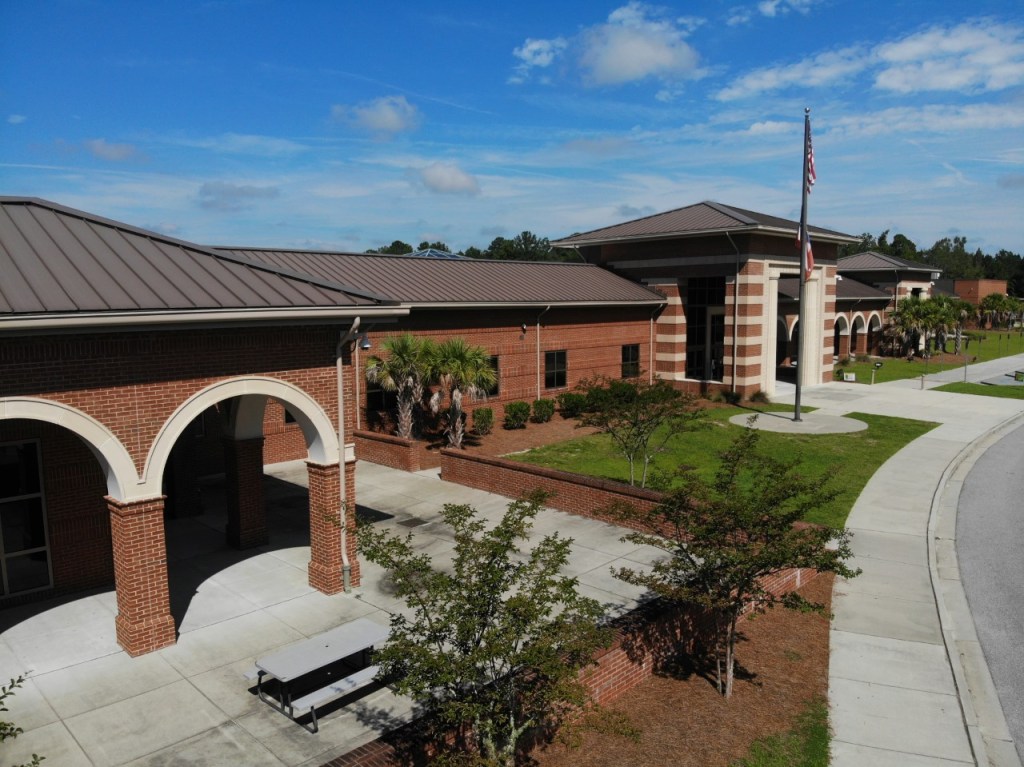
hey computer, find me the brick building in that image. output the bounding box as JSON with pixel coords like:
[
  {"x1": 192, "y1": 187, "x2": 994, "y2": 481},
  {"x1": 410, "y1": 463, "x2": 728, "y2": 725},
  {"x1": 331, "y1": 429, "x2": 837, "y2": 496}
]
[
  {"x1": 0, "y1": 198, "x2": 665, "y2": 655},
  {"x1": 554, "y1": 202, "x2": 860, "y2": 397}
]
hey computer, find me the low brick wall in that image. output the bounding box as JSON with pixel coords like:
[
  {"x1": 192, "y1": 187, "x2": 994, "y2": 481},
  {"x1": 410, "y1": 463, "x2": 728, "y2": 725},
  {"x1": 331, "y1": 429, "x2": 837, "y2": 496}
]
[
  {"x1": 354, "y1": 430, "x2": 427, "y2": 472},
  {"x1": 439, "y1": 449, "x2": 662, "y2": 526}
]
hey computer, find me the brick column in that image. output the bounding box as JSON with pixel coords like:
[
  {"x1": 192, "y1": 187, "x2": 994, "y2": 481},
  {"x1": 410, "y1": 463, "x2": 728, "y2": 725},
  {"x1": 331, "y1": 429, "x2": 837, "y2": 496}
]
[
  {"x1": 108, "y1": 496, "x2": 176, "y2": 656},
  {"x1": 733, "y1": 262, "x2": 766, "y2": 397},
  {"x1": 224, "y1": 436, "x2": 268, "y2": 549},
  {"x1": 307, "y1": 460, "x2": 360, "y2": 594}
]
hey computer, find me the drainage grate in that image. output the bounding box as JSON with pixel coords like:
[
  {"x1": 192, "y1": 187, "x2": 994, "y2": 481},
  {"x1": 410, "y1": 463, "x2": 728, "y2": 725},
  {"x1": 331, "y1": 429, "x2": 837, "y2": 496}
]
[{"x1": 397, "y1": 517, "x2": 427, "y2": 528}]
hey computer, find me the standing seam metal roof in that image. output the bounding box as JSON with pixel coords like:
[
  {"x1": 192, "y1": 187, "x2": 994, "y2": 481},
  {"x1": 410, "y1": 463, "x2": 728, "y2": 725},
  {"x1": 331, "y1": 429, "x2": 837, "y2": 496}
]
[
  {"x1": 552, "y1": 200, "x2": 857, "y2": 246},
  {"x1": 837, "y1": 250, "x2": 939, "y2": 272},
  {"x1": 0, "y1": 198, "x2": 390, "y2": 315},
  {"x1": 215, "y1": 248, "x2": 668, "y2": 305}
]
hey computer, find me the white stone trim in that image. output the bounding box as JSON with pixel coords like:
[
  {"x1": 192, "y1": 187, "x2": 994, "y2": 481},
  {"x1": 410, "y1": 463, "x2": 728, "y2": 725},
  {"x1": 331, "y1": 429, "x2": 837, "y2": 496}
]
[{"x1": 0, "y1": 397, "x2": 137, "y2": 500}]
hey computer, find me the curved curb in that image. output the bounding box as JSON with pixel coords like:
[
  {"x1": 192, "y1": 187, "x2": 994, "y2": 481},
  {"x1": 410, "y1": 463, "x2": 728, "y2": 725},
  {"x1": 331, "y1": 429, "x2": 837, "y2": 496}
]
[{"x1": 928, "y1": 411, "x2": 1024, "y2": 767}]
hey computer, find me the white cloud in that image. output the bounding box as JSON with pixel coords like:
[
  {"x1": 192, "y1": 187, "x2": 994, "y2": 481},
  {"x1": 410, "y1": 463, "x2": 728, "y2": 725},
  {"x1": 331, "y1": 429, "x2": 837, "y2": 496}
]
[
  {"x1": 744, "y1": 120, "x2": 793, "y2": 136},
  {"x1": 717, "y1": 19, "x2": 1024, "y2": 100},
  {"x1": 196, "y1": 181, "x2": 280, "y2": 211},
  {"x1": 580, "y1": 3, "x2": 702, "y2": 87},
  {"x1": 828, "y1": 103, "x2": 1024, "y2": 139},
  {"x1": 412, "y1": 162, "x2": 481, "y2": 195},
  {"x1": 7, "y1": 114, "x2": 26, "y2": 125},
  {"x1": 84, "y1": 138, "x2": 143, "y2": 162},
  {"x1": 874, "y1": 20, "x2": 1024, "y2": 94},
  {"x1": 332, "y1": 95, "x2": 420, "y2": 137},
  {"x1": 757, "y1": 0, "x2": 817, "y2": 18},
  {"x1": 510, "y1": 3, "x2": 703, "y2": 94},
  {"x1": 716, "y1": 46, "x2": 867, "y2": 100}
]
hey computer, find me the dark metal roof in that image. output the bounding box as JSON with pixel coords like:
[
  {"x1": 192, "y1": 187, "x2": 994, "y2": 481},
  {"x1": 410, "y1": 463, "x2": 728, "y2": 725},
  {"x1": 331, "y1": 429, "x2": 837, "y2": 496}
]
[
  {"x1": 552, "y1": 201, "x2": 858, "y2": 247},
  {"x1": 216, "y1": 247, "x2": 667, "y2": 306},
  {"x1": 837, "y1": 251, "x2": 938, "y2": 274},
  {"x1": 0, "y1": 198, "x2": 393, "y2": 317},
  {"x1": 777, "y1": 276, "x2": 892, "y2": 302}
]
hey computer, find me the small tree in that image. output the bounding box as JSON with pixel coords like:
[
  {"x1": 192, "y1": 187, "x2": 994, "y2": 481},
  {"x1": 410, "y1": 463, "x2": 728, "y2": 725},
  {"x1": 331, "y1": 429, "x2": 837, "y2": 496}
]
[
  {"x1": 358, "y1": 495, "x2": 611, "y2": 766},
  {"x1": 428, "y1": 338, "x2": 497, "y2": 449},
  {"x1": 1, "y1": 676, "x2": 43, "y2": 766},
  {"x1": 613, "y1": 421, "x2": 860, "y2": 698},
  {"x1": 577, "y1": 376, "x2": 704, "y2": 488},
  {"x1": 365, "y1": 334, "x2": 435, "y2": 439}
]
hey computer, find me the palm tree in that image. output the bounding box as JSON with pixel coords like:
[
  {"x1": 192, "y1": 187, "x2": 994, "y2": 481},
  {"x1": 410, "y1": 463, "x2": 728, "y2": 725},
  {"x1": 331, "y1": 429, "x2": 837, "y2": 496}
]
[
  {"x1": 365, "y1": 334, "x2": 434, "y2": 439},
  {"x1": 428, "y1": 338, "x2": 497, "y2": 449}
]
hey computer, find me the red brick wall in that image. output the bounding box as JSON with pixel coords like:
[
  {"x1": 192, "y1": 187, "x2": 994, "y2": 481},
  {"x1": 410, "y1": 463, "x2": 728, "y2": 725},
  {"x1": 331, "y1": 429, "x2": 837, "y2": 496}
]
[
  {"x1": 355, "y1": 307, "x2": 653, "y2": 429},
  {"x1": 0, "y1": 326, "x2": 349, "y2": 476}
]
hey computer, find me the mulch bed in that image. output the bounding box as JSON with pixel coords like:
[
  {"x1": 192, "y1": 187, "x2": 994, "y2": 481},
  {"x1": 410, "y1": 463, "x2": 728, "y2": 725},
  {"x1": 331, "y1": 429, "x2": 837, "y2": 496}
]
[{"x1": 535, "y1": 574, "x2": 833, "y2": 767}]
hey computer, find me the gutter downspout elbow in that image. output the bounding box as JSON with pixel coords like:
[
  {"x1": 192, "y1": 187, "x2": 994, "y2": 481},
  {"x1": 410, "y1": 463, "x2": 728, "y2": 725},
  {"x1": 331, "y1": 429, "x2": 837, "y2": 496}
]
[{"x1": 336, "y1": 317, "x2": 361, "y2": 592}]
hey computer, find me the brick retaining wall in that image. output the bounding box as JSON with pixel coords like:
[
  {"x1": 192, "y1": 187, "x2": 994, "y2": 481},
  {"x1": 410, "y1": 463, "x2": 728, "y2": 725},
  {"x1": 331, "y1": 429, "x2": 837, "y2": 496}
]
[{"x1": 439, "y1": 449, "x2": 663, "y2": 525}]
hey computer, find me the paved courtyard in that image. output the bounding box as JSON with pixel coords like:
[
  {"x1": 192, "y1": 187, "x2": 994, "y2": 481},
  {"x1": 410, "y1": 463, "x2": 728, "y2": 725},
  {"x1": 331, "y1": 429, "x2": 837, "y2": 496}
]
[{"x1": 0, "y1": 461, "x2": 661, "y2": 767}]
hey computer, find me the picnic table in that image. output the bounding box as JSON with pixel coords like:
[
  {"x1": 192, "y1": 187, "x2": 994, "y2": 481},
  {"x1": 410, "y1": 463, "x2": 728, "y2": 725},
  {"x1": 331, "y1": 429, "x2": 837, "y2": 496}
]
[{"x1": 250, "y1": 617, "x2": 389, "y2": 732}]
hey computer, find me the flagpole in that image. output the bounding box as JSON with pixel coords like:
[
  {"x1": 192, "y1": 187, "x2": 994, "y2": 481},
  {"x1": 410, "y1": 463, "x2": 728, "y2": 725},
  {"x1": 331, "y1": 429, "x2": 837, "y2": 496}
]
[{"x1": 794, "y1": 107, "x2": 811, "y2": 422}]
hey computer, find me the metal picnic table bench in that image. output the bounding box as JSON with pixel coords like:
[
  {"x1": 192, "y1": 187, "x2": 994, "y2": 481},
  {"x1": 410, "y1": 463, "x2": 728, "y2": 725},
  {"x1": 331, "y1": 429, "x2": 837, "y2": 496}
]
[{"x1": 247, "y1": 617, "x2": 390, "y2": 732}]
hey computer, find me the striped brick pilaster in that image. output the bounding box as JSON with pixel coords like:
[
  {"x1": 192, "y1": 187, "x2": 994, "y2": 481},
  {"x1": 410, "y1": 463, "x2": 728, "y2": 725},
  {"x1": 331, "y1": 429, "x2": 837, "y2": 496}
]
[
  {"x1": 649, "y1": 281, "x2": 686, "y2": 381},
  {"x1": 730, "y1": 263, "x2": 767, "y2": 396}
]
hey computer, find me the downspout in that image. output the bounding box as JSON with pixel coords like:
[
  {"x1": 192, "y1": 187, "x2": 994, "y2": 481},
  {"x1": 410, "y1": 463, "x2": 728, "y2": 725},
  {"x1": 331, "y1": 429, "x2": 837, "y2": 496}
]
[
  {"x1": 336, "y1": 317, "x2": 361, "y2": 592},
  {"x1": 725, "y1": 232, "x2": 741, "y2": 394},
  {"x1": 535, "y1": 305, "x2": 552, "y2": 399}
]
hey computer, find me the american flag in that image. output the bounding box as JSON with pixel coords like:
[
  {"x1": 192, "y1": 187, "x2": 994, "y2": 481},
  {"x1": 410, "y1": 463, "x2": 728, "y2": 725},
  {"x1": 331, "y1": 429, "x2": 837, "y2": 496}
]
[
  {"x1": 799, "y1": 118, "x2": 815, "y2": 280},
  {"x1": 805, "y1": 123, "x2": 816, "y2": 195}
]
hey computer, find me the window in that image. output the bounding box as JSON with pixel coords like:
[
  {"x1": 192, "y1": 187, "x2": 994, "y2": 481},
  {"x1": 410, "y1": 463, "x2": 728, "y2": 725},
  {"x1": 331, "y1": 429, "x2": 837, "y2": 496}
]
[
  {"x1": 485, "y1": 356, "x2": 500, "y2": 396},
  {"x1": 545, "y1": 350, "x2": 567, "y2": 389},
  {"x1": 0, "y1": 441, "x2": 51, "y2": 596},
  {"x1": 621, "y1": 344, "x2": 640, "y2": 378},
  {"x1": 283, "y1": 409, "x2": 297, "y2": 424}
]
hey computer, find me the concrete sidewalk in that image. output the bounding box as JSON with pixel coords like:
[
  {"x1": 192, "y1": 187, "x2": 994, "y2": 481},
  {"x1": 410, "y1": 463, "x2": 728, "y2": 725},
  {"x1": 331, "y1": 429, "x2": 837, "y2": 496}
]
[{"x1": 773, "y1": 353, "x2": 1024, "y2": 766}]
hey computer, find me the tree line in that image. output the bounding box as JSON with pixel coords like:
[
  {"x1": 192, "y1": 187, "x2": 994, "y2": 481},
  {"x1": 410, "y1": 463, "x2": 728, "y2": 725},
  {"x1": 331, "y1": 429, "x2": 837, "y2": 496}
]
[
  {"x1": 841, "y1": 230, "x2": 1024, "y2": 295},
  {"x1": 365, "y1": 231, "x2": 581, "y2": 262}
]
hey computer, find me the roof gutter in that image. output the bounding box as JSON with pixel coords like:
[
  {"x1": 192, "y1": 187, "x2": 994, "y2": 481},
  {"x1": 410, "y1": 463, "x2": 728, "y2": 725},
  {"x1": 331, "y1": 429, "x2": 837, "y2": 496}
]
[
  {"x1": 0, "y1": 306, "x2": 409, "y2": 334},
  {"x1": 395, "y1": 299, "x2": 665, "y2": 310}
]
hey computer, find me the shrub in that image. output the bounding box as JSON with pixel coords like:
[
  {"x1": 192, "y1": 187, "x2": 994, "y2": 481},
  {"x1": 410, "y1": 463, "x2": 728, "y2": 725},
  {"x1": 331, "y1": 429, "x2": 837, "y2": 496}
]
[
  {"x1": 719, "y1": 390, "x2": 741, "y2": 405},
  {"x1": 749, "y1": 389, "x2": 770, "y2": 403},
  {"x1": 531, "y1": 398, "x2": 555, "y2": 423},
  {"x1": 503, "y1": 401, "x2": 530, "y2": 429},
  {"x1": 556, "y1": 391, "x2": 586, "y2": 418},
  {"x1": 472, "y1": 407, "x2": 494, "y2": 436}
]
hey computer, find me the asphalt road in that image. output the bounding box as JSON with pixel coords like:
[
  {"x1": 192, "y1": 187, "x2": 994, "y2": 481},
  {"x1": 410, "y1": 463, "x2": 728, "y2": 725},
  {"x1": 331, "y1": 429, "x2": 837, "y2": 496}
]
[{"x1": 957, "y1": 419, "x2": 1024, "y2": 763}]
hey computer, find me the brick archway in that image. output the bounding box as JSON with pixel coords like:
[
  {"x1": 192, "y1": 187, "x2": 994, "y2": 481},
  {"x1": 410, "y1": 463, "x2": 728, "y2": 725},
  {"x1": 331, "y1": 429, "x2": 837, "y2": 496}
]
[
  {"x1": 143, "y1": 376, "x2": 339, "y2": 496},
  {"x1": 0, "y1": 396, "x2": 137, "y2": 500}
]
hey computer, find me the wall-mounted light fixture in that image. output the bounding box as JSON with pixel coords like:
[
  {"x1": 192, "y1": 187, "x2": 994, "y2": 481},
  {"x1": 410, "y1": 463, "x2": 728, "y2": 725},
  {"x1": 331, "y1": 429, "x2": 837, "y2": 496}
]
[{"x1": 359, "y1": 334, "x2": 372, "y2": 350}]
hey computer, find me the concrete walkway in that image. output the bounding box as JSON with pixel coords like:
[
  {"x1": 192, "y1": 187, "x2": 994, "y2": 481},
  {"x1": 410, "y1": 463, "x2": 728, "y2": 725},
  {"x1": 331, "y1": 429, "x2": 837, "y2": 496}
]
[{"x1": 771, "y1": 353, "x2": 1024, "y2": 767}]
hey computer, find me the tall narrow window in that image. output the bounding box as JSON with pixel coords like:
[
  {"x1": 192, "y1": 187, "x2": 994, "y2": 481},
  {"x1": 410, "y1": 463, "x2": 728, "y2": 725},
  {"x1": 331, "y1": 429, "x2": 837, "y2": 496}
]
[
  {"x1": 486, "y1": 355, "x2": 500, "y2": 396},
  {"x1": 621, "y1": 344, "x2": 640, "y2": 378},
  {"x1": 545, "y1": 350, "x2": 567, "y2": 389},
  {"x1": 0, "y1": 441, "x2": 51, "y2": 596}
]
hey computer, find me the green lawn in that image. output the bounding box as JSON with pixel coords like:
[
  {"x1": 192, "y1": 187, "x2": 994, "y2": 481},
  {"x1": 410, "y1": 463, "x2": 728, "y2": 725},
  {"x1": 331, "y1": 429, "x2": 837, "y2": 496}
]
[
  {"x1": 730, "y1": 699, "x2": 830, "y2": 767},
  {"x1": 834, "y1": 329, "x2": 1024, "y2": 385},
  {"x1": 508, "y1": 406, "x2": 936, "y2": 528},
  {"x1": 931, "y1": 382, "x2": 1024, "y2": 399}
]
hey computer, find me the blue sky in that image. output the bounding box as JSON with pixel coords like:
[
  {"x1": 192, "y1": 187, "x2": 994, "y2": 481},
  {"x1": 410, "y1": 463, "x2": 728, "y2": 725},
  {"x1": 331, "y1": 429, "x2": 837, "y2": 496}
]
[{"x1": 3, "y1": 0, "x2": 1023, "y2": 255}]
